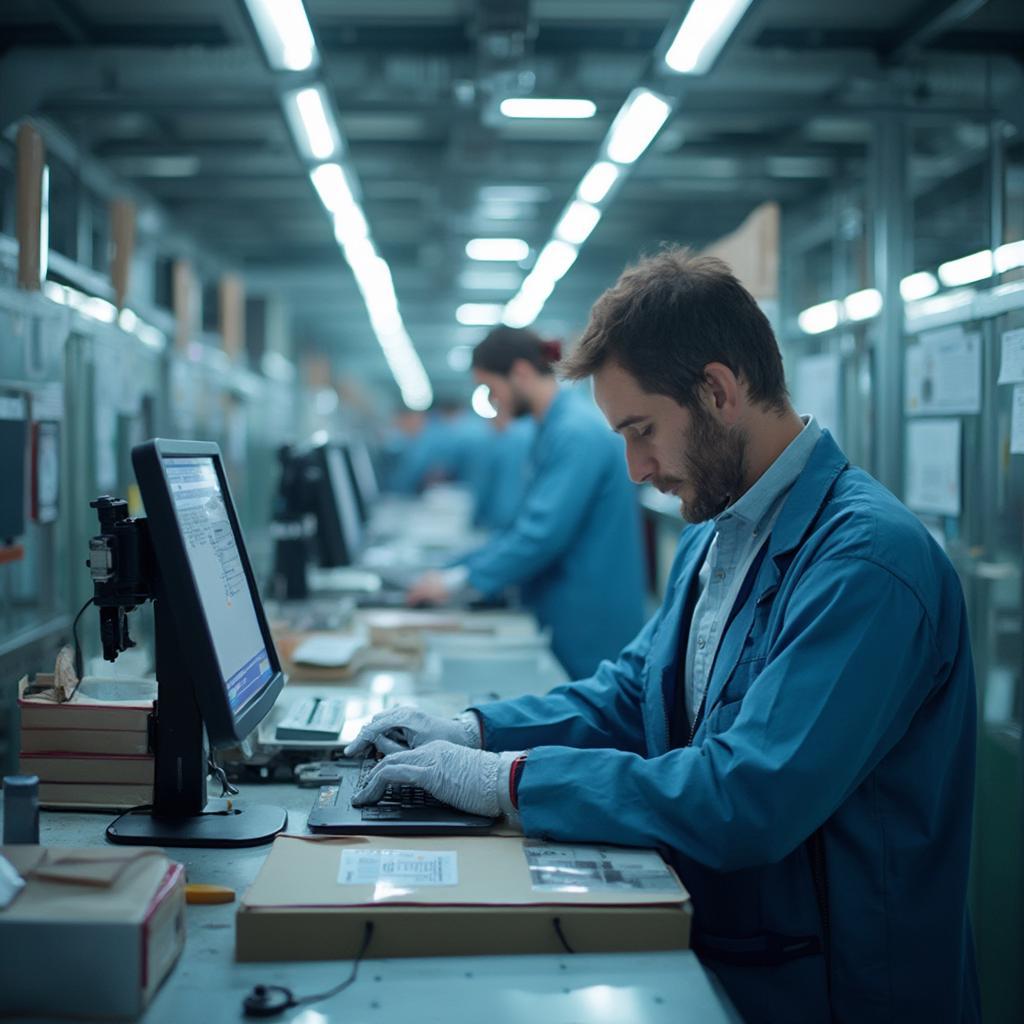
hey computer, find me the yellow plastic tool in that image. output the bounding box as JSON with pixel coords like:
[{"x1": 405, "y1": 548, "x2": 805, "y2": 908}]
[{"x1": 185, "y1": 883, "x2": 235, "y2": 905}]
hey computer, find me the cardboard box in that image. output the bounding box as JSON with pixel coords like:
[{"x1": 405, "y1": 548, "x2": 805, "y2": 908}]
[
  {"x1": 237, "y1": 834, "x2": 691, "y2": 962},
  {"x1": 0, "y1": 846, "x2": 186, "y2": 1019}
]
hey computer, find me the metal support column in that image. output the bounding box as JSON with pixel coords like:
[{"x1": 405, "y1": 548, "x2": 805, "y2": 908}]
[{"x1": 869, "y1": 114, "x2": 908, "y2": 496}]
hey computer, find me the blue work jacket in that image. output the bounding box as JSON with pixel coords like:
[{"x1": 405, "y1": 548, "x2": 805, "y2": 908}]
[
  {"x1": 471, "y1": 417, "x2": 534, "y2": 531},
  {"x1": 476, "y1": 431, "x2": 980, "y2": 1023},
  {"x1": 462, "y1": 387, "x2": 646, "y2": 679}
]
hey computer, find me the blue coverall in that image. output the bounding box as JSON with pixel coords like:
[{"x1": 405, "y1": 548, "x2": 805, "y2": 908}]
[
  {"x1": 475, "y1": 430, "x2": 980, "y2": 1023},
  {"x1": 461, "y1": 387, "x2": 647, "y2": 679}
]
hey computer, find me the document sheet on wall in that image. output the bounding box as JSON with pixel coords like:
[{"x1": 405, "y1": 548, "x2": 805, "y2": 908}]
[{"x1": 905, "y1": 418, "x2": 962, "y2": 517}]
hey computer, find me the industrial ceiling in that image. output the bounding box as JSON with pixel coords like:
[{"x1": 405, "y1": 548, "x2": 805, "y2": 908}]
[{"x1": 1, "y1": 0, "x2": 1022, "y2": 404}]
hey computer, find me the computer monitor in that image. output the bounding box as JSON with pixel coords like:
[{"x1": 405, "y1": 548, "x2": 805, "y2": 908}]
[
  {"x1": 341, "y1": 439, "x2": 379, "y2": 523},
  {"x1": 107, "y1": 439, "x2": 287, "y2": 846},
  {"x1": 310, "y1": 441, "x2": 363, "y2": 567}
]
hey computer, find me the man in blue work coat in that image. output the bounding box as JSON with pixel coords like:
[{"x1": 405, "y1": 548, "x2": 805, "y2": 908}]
[
  {"x1": 405, "y1": 326, "x2": 647, "y2": 680},
  {"x1": 350, "y1": 249, "x2": 980, "y2": 1022}
]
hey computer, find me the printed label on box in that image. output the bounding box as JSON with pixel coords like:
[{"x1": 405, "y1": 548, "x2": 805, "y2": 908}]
[
  {"x1": 523, "y1": 843, "x2": 683, "y2": 893},
  {"x1": 338, "y1": 849, "x2": 458, "y2": 887}
]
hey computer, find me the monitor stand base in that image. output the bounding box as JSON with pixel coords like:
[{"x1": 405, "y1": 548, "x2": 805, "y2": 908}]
[{"x1": 106, "y1": 798, "x2": 287, "y2": 848}]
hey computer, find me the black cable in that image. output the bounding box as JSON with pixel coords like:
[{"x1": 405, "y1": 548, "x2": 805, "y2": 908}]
[
  {"x1": 243, "y1": 921, "x2": 374, "y2": 1017},
  {"x1": 293, "y1": 921, "x2": 374, "y2": 1006},
  {"x1": 68, "y1": 597, "x2": 95, "y2": 700},
  {"x1": 552, "y1": 916, "x2": 575, "y2": 954}
]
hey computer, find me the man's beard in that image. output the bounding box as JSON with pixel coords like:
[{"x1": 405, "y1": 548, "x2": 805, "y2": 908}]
[
  {"x1": 508, "y1": 387, "x2": 531, "y2": 418},
  {"x1": 659, "y1": 405, "x2": 747, "y2": 524}
]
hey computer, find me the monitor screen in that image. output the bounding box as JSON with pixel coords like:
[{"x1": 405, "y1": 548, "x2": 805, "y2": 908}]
[
  {"x1": 343, "y1": 440, "x2": 379, "y2": 522},
  {"x1": 316, "y1": 443, "x2": 363, "y2": 566},
  {"x1": 164, "y1": 455, "x2": 273, "y2": 716}
]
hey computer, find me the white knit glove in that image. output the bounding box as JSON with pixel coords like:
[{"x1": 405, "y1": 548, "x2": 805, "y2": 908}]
[
  {"x1": 351, "y1": 741, "x2": 523, "y2": 820},
  {"x1": 344, "y1": 707, "x2": 481, "y2": 757}
]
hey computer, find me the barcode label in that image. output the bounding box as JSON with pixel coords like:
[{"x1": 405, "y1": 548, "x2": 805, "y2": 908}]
[{"x1": 338, "y1": 849, "x2": 458, "y2": 887}]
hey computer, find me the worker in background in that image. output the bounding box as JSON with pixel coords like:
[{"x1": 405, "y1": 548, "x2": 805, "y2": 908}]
[
  {"x1": 469, "y1": 409, "x2": 534, "y2": 531},
  {"x1": 405, "y1": 327, "x2": 647, "y2": 679},
  {"x1": 350, "y1": 249, "x2": 980, "y2": 1023},
  {"x1": 384, "y1": 399, "x2": 488, "y2": 496}
]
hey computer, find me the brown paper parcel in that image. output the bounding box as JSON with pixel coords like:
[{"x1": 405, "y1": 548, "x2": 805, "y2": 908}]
[{"x1": 236, "y1": 834, "x2": 692, "y2": 961}]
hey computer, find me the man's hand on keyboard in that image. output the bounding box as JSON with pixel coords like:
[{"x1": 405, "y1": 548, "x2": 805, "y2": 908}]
[
  {"x1": 344, "y1": 706, "x2": 481, "y2": 757},
  {"x1": 351, "y1": 741, "x2": 523, "y2": 819}
]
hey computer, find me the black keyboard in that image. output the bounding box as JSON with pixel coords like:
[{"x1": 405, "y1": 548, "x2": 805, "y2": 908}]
[{"x1": 357, "y1": 759, "x2": 442, "y2": 809}]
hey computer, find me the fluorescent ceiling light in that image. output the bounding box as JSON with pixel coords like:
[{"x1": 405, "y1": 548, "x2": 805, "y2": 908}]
[
  {"x1": 466, "y1": 238, "x2": 530, "y2": 261},
  {"x1": 532, "y1": 240, "x2": 579, "y2": 283},
  {"x1": 472, "y1": 384, "x2": 497, "y2": 419},
  {"x1": 938, "y1": 249, "x2": 994, "y2": 288},
  {"x1": 995, "y1": 239, "x2": 1024, "y2": 273},
  {"x1": 334, "y1": 206, "x2": 369, "y2": 246},
  {"x1": 554, "y1": 201, "x2": 601, "y2": 245},
  {"x1": 899, "y1": 271, "x2": 939, "y2": 302},
  {"x1": 664, "y1": 0, "x2": 754, "y2": 75},
  {"x1": 456, "y1": 303, "x2": 504, "y2": 326},
  {"x1": 243, "y1": 0, "x2": 318, "y2": 71},
  {"x1": 502, "y1": 291, "x2": 546, "y2": 329},
  {"x1": 310, "y1": 163, "x2": 356, "y2": 212},
  {"x1": 843, "y1": 288, "x2": 882, "y2": 322},
  {"x1": 499, "y1": 98, "x2": 596, "y2": 119},
  {"x1": 577, "y1": 161, "x2": 620, "y2": 204},
  {"x1": 287, "y1": 85, "x2": 339, "y2": 160},
  {"x1": 797, "y1": 300, "x2": 841, "y2": 335},
  {"x1": 605, "y1": 89, "x2": 672, "y2": 165}
]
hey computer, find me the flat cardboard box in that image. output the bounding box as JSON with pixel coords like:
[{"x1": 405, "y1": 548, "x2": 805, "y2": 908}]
[
  {"x1": 0, "y1": 845, "x2": 186, "y2": 1019},
  {"x1": 236, "y1": 834, "x2": 691, "y2": 962}
]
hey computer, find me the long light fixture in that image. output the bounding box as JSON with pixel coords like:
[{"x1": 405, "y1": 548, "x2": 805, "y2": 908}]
[
  {"x1": 843, "y1": 288, "x2": 883, "y2": 322},
  {"x1": 605, "y1": 89, "x2": 672, "y2": 165},
  {"x1": 456, "y1": 303, "x2": 504, "y2": 326},
  {"x1": 938, "y1": 249, "x2": 994, "y2": 288},
  {"x1": 253, "y1": 0, "x2": 431, "y2": 409},
  {"x1": 995, "y1": 239, "x2": 1024, "y2": 273},
  {"x1": 310, "y1": 162, "x2": 356, "y2": 212},
  {"x1": 899, "y1": 271, "x2": 939, "y2": 301},
  {"x1": 498, "y1": 85, "x2": 675, "y2": 328},
  {"x1": 577, "y1": 161, "x2": 620, "y2": 204},
  {"x1": 499, "y1": 98, "x2": 597, "y2": 119},
  {"x1": 465, "y1": 238, "x2": 530, "y2": 261},
  {"x1": 554, "y1": 201, "x2": 601, "y2": 245},
  {"x1": 664, "y1": 0, "x2": 754, "y2": 75},
  {"x1": 242, "y1": 0, "x2": 318, "y2": 71},
  {"x1": 285, "y1": 85, "x2": 340, "y2": 160},
  {"x1": 797, "y1": 300, "x2": 842, "y2": 335}
]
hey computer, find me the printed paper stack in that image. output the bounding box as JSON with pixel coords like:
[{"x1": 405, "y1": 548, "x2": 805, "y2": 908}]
[{"x1": 17, "y1": 675, "x2": 155, "y2": 810}]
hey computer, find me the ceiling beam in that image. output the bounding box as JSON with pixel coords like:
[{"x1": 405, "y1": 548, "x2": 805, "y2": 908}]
[{"x1": 886, "y1": 0, "x2": 990, "y2": 63}]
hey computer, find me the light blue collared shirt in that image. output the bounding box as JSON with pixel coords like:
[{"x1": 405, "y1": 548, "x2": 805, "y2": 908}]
[{"x1": 684, "y1": 415, "x2": 821, "y2": 725}]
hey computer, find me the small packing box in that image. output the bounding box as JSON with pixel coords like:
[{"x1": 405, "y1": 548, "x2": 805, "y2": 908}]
[
  {"x1": 236, "y1": 834, "x2": 691, "y2": 961},
  {"x1": 0, "y1": 846, "x2": 186, "y2": 1019}
]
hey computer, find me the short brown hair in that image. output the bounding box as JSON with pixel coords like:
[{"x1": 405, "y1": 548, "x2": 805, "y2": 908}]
[
  {"x1": 472, "y1": 326, "x2": 559, "y2": 377},
  {"x1": 560, "y1": 246, "x2": 788, "y2": 412}
]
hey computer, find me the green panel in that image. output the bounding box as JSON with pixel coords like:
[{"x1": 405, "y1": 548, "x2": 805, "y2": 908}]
[{"x1": 973, "y1": 728, "x2": 1023, "y2": 1023}]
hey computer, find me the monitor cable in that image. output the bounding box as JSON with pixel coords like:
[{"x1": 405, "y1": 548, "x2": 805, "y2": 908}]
[
  {"x1": 69, "y1": 596, "x2": 95, "y2": 700},
  {"x1": 242, "y1": 921, "x2": 374, "y2": 1017}
]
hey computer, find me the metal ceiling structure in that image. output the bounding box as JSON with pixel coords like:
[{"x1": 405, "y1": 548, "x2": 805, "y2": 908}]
[{"x1": 1, "y1": 0, "x2": 1022, "y2": 403}]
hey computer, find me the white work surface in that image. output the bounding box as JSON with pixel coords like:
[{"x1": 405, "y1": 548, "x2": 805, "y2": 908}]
[
  {"x1": 3, "y1": 607, "x2": 741, "y2": 1023},
  {"x1": 4, "y1": 784, "x2": 741, "y2": 1024}
]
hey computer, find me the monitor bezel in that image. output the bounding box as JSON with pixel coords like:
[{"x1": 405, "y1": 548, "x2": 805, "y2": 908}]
[
  {"x1": 132, "y1": 438, "x2": 285, "y2": 746},
  {"x1": 310, "y1": 441, "x2": 363, "y2": 568},
  {"x1": 341, "y1": 439, "x2": 379, "y2": 523}
]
